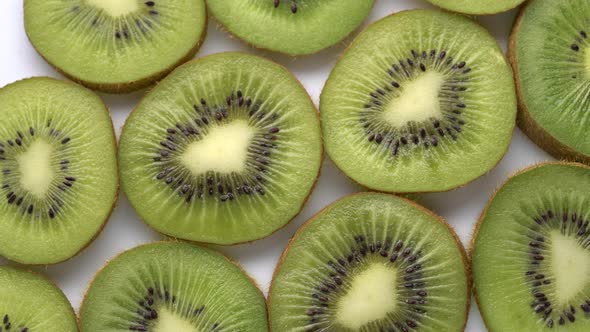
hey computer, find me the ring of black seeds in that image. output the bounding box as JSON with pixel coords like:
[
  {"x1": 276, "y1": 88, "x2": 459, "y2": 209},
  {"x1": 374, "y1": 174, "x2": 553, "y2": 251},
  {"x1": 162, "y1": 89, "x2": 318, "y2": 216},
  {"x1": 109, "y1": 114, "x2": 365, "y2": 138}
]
[
  {"x1": 0, "y1": 314, "x2": 29, "y2": 332},
  {"x1": 360, "y1": 49, "x2": 471, "y2": 158},
  {"x1": 0, "y1": 119, "x2": 76, "y2": 220},
  {"x1": 273, "y1": 0, "x2": 299, "y2": 14},
  {"x1": 152, "y1": 90, "x2": 281, "y2": 203}
]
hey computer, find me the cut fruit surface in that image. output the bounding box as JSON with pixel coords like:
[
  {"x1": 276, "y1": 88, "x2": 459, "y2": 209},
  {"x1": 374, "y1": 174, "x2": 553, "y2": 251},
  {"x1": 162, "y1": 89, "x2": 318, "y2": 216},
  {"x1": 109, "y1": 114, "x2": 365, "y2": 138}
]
[
  {"x1": 426, "y1": 0, "x2": 525, "y2": 15},
  {"x1": 24, "y1": 0, "x2": 207, "y2": 93},
  {"x1": 119, "y1": 52, "x2": 322, "y2": 244},
  {"x1": 207, "y1": 0, "x2": 375, "y2": 55},
  {"x1": 269, "y1": 193, "x2": 470, "y2": 331},
  {"x1": 0, "y1": 266, "x2": 78, "y2": 331},
  {"x1": 510, "y1": 0, "x2": 590, "y2": 164},
  {"x1": 0, "y1": 77, "x2": 118, "y2": 264},
  {"x1": 79, "y1": 242, "x2": 268, "y2": 332},
  {"x1": 320, "y1": 10, "x2": 516, "y2": 193},
  {"x1": 472, "y1": 162, "x2": 590, "y2": 331}
]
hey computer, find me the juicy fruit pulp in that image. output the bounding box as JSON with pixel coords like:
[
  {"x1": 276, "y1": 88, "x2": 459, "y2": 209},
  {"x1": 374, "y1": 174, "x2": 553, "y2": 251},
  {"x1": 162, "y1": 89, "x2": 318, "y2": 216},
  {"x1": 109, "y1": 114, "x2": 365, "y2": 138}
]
[
  {"x1": 510, "y1": 0, "x2": 590, "y2": 164},
  {"x1": 427, "y1": 0, "x2": 526, "y2": 15},
  {"x1": 24, "y1": 0, "x2": 207, "y2": 93},
  {"x1": 79, "y1": 242, "x2": 268, "y2": 332},
  {"x1": 207, "y1": 0, "x2": 375, "y2": 55},
  {"x1": 119, "y1": 52, "x2": 322, "y2": 244},
  {"x1": 320, "y1": 10, "x2": 517, "y2": 193},
  {"x1": 473, "y1": 163, "x2": 590, "y2": 331},
  {"x1": 269, "y1": 193, "x2": 470, "y2": 331},
  {"x1": 0, "y1": 266, "x2": 78, "y2": 331},
  {"x1": 0, "y1": 78, "x2": 118, "y2": 264}
]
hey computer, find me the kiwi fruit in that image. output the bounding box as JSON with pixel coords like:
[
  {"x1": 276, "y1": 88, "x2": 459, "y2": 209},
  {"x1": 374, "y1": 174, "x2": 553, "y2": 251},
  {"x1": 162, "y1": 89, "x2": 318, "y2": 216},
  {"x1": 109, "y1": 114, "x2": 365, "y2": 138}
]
[
  {"x1": 119, "y1": 52, "x2": 322, "y2": 244},
  {"x1": 269, "y1": 193, "x2": 470, "y2": 331},
  {"x1": 79, "y1": 242, "x2": 268, "y2": 331},
  {"x1": 426, "y1": 0, "x2": 526, "y2": 15},
  {"x1": 509, "y1": 0, "x2": 590, "y2": 164},
  {"x1": 206, "y1": 0, "x2": 375, "y2": 56},
  {"x1": 0, "y1": 77, "x2": 118, "y2": 264},
  {"x1": 320, "y1": 10, "x2": 517, "y2": 193},
  {"x1": 0, "y1": 266, "x2": 78, "y2": 331},
  {"x1": 472, "y1": 162, "x2": 590, "y2": 331},
  {"x1": 24, "y1": 0, "x2": 207, "y2": 93}
]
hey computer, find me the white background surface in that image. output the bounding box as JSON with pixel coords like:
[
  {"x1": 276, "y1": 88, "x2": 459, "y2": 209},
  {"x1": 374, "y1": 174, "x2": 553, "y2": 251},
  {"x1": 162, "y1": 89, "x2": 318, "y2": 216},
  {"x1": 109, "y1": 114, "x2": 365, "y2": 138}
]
[{"x1": 0, "y1": 1, "x2": 553, "y2": 331}]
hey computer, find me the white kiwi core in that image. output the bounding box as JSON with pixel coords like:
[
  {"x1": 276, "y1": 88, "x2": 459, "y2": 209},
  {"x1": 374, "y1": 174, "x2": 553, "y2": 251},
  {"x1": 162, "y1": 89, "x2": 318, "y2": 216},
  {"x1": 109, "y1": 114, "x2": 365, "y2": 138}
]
[
  {"x1": 335, "y1": 264, "x2": 398, "y2": 330},
  {"x1": 17, "y1": 140, "x2": 54, "y2": 198},
  {"x1": 180, "y1": 121, "x2": 255, "y2": 176},
  {"x1": 152, "y1": 307, "x2": 197, "y2": 332},
  {"x1": 86, "y1": 0, "x2": 139, "y2": 17},
  {"x1": 550, "y1": 231, "x2": 590, "y2": 306},
  {"x1": 381, "y1": 71, "x2": 444, "y2": 128}
]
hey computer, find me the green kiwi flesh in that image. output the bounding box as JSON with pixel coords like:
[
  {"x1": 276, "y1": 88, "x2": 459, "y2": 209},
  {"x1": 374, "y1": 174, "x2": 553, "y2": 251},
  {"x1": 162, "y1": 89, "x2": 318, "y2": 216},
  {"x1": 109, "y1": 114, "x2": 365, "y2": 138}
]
[
  {"x1": 320, "y1": 10, "x2": 517, "y2": 193},
  {"x1": 24, "y1": 0, "x2": 207, "y2": 93},
  {"x1": 119, "y1": 52, "x2": 322, "y2": 244},
  {"x1": 473, "y1": 162, "x2": 590, "y2": 331},
  {"x1": 269, "y1": 193, "x2": 470, "y2": 331},
  {"x1": 80, "y1": 242, "x2": 268, "y2": 331},
  {"x1": 510, "y1": 0, "x2": 590, "y2": 164},
  {"x1": 207, "y1": 0, "x2": 375, "y2": 56},
  {"x1": 0, "y1": 266, "x2": 78, "y2": 331},
  {"x1": 0, "y1": 77, "x2": 118, "y2": 264},
  {"x1": 426, "y1": 0, "x2": 525, "y2": 15}
]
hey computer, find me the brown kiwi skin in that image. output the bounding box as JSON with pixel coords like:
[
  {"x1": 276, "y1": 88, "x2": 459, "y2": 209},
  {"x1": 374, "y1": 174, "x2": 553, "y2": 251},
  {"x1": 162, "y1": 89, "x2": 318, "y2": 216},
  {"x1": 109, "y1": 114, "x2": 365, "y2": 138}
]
[
  {"x1": 321, "y1": 9, "x2": 517, "y2": 195},
  {"x1": 0, "y1": 265, "x2": 80, "y2": 331},
  {"x1": 509, "y1": 2, "x2": 590, "y2": 165},
  {"x1": 0, "y1": 77, "x2": 119, "y2": 266},
  {"x1": 119, "y1": 52, "x2": 323, "y2": 246},
  {"x1": 78, "y1": 240, "x2": 269, "y2": 331},
  {"x1": 268, "y1": 192, "x2": 472, "y2": 331},
  {"x1": 23, "y1": 1, "x2": 208, "y2": 94},
  {"x1": 208, "y1": 1, "x2": 376, "y2": 57},
  {"x1": 469, "y1": 161, "x2": 590, "y2": 331}
]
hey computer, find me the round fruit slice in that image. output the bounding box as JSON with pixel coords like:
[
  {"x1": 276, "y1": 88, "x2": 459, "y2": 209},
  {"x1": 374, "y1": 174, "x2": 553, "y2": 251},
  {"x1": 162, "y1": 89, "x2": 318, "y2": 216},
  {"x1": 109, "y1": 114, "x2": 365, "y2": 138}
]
[
  {"x1": 320, "y1": 10, "x2": 516, "y2": 193},
  {"x1": 80, "y1": 242, "x2": 268, "y2": 331},
  {"x1": 0, "y1": 77, "x2": 118, "y2": 264},
  {"x1": 510, "y1": 0, "x2": 590, "y2": 164},
  {"x1": 24, "y1": 0, "x2": 207, "y2": 93},
  {"x1": 207, "y1": 0, "x2": 375, "y2": 56},
  {"x1": 426, "y1": 0, "x2": 525, "y2": 15},
  {"x1": 269, "y1": 193, "x2": 470, "y2": 331},
  {"x1": 119, "y1": 52, "x2": 322, "y2": 244},
  {"x1": 472, "y1": 162, "x2": 590, "y2": 331},
  {"x1": 0, "y1": 266, "x2": 78, "y2": 331}
]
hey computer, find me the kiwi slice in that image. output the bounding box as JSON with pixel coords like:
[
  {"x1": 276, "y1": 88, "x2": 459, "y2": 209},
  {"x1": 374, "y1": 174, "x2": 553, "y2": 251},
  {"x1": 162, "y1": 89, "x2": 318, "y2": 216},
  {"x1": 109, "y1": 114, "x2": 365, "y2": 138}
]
[
  {"x1": 472, "y1": 162, "x2": 590, "y2": 331},
  {"x1": 0, "y1": 266, "x2": 78, "y2": 331},
  {"x1": 320, "y1": 10, "x2": 517, "y2": 193},
  {"x1": 426, "y1": 0, "x2": 525, "y2": 15},
  {"x1": 269, "y1": 193, "x2": 470, "y2": 331},
  {"x1": 119, "y1": 52, "x2": 322, "y2": 244},
  {"x1": 0, "y1": 77, "x2": 118, "y2": 264},
  {"x1": 24, "y1": 0, "x2": 207, "y2": 93},
  {"x1": 80, "y1": 242, "x2": 268, "y2": 331},
  {"x1": 509, "y1": 0, "x2": 590, "y2": 164},
  {"x1": 207, "y1": 0, "x2": 375, "y2": 56}
]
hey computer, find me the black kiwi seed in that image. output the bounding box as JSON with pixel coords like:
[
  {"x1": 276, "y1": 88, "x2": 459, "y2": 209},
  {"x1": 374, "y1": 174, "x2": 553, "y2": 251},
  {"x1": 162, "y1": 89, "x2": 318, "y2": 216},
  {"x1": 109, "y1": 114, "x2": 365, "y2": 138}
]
[{"x1": 272, "y1": 0, "x2": 298, "y2": 14}]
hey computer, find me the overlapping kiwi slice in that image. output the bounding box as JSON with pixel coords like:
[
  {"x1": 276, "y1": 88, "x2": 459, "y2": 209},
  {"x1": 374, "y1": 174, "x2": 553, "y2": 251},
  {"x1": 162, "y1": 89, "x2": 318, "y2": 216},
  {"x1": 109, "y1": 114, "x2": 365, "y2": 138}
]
[
  {"x1": 426, "y1": 0, "x2": 525, "y2": 15},
  {"x1": 119, "y1": 52, "x2": 322, "y2": 244},
  {"x1": 473, "y1": 162, "x2": 590, "y2": 331},
  {"x1": 510, "y1": 0, "x2": 590, "y2": 164},
  {"x1": 0, "y1": 77, "x2": 118, "y2": 264},
  {"x1": 269, "y1": 193, "x2": 470, "y2": 331},
  {"x1": 24, "y1": 0, "x2": 207, "y2": 93},
  {"x1": 207, "y1": 0, "x2": 375, "y2": 55},
  {"x1": 0, "y1": 266, "x2": 78, "y2": 332},
  {"x1": 320, "y1": 10, "x2": 517, "y2": 193},
  {"x1": 80, "y1": 242, "x2": 268, "y2": 331}
]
